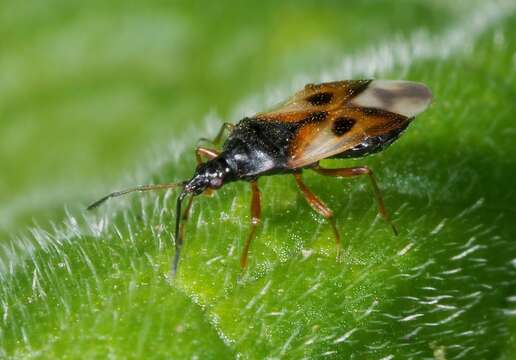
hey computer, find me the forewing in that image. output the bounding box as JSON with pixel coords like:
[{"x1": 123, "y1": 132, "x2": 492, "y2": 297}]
[
  {"x1": 256, "y1": 80, "x2": 372, "y2": 122},
  {"x1": 287, "y1": 80, "x2": 432, "y2": 168}
]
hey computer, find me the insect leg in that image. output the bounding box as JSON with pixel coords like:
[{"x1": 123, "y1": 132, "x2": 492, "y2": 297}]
[
  {"x1": 312, "y1": 166, "x2": 398, "y2": 235},
  {"x1": 240, "y1": 181, "x2": 261, "y2": 270},
  {"x1": 195, "y1": 146, "x2": 219, "y2": 165},
  {"x1": 178, "y1": 150, "x2": 215, "y2": 234},
  {"x1": 293, "y1": 173, "x2": 341, "y2": 259},
  {"x1": 195, "y1": 147, "x2": 220, "y2": 197},
  {"x1": 198, "y1": 122, "x2": 235, "y2": 147}
]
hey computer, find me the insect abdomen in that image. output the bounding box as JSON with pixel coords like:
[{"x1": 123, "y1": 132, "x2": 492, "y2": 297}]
[{"x1": 334, "y1": 121, "x2": 410, "y2": 159}]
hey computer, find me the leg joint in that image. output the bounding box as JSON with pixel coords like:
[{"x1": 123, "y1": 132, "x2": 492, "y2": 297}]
[{"x1": 355, "y1": 166, "x2": 372, "y2": 175}]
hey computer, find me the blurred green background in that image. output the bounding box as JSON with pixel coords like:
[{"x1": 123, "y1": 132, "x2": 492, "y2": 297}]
[
  {"x1": 1, "y1": 0, "x2": 515, "y2": 358},
  {"x1": 0, "y1": 0, "x2": 457, "y2": 236}
]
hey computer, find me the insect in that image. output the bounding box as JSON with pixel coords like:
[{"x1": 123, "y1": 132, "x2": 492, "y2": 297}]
[{"x1": 88, "y1": 80, "x2": 432, "y2": 275}]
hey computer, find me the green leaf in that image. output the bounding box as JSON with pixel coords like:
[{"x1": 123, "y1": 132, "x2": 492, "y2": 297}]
[{"x1": 1, "y1": 1, "x2": 515, "y2": 359}]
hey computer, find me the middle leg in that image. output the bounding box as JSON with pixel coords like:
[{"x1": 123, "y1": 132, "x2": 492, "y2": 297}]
[
  {"x1": 293, "y1": 173, "x2": 341, "y2": 259},
  {"x1": 240, "y1": 180, "x2": 261, "y2": 270}
]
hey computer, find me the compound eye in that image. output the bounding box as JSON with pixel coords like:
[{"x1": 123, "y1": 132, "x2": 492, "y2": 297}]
[{"x1": 209, "y1": 177, "x2": 223, "y2": 189}]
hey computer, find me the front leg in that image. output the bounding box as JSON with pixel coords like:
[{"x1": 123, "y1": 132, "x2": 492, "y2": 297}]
[
  {"x1": 196, "y1": 146, "x2": 219, "y2": 165},
  {"x1": 195, "y1": 146, "x2": 220, "y2": 197},
  {"x1": 198, "y1": 122, "x2": 235, "y2": 147}
]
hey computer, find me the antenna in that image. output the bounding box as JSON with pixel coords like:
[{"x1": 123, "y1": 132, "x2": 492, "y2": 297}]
[{"x1": 87, "y1": 183, "x2": 184, "y2": 210}]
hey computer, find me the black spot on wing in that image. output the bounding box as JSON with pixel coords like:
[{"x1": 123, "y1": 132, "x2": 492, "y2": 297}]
[
  {"x1": 332, "y1": 117, "x2": 355, "y2": 136},
  {"x1": 306, "y1": 92, "x2": 333, "y2": 105}
]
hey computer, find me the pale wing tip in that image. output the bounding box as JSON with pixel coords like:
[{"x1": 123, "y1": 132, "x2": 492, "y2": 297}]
[{"x1": 352, "y1": 80, "x2": 433, "y2": 118}]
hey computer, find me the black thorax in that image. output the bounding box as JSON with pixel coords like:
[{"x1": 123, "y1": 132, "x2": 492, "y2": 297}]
[{"x1": 219, "y1": 118, "x2": 298, "y2": 181}]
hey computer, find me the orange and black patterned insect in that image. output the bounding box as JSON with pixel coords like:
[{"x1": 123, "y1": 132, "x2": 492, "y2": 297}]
[{"x1": 88, "y1": 80, "x2": 432, "y2": 275}]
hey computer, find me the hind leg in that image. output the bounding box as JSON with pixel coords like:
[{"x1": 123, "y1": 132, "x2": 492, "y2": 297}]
[{"x1": 312, "y1": 165, "x2": 397, "y2": 235}]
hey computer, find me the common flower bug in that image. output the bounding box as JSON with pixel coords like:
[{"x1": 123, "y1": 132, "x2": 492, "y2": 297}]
[{"x1": 88, "y1": 80, "x2": 432, "y2": 275}]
